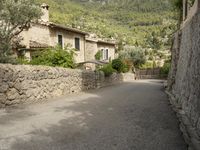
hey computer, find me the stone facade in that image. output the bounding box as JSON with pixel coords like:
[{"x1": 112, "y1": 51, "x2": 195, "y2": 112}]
[
  {"x1": 49, "y1": 27, "x2": 86, "y2": 63},
  {"x1": 18, "y1": 4, "x2": 116, "y2": 65},
  {"x1": 19, "y1": 22, "x2": 87, "y2": 63},
  {"x1": 167, "y1": 1, "x2": 200, "y2": 149},
  {"x1": 97, "y1": 42, "x2": 116, "y2": 61},
  {"x1": 0, "y1": 64, "x2": 134, "y2": 108},
  {"x1": 85, "y1": 38, "x2": 116, "y2": 70},
  {"x1": 85, "y1": 39, "x2": 98, "y2": 62}
]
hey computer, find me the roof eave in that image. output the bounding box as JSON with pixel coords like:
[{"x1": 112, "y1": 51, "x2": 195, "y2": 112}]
[{"x1": 49, "y1": 23, "x2": 89, "y2": 35}]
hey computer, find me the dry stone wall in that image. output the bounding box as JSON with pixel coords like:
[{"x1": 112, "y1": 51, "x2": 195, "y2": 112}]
[
  {"x1": 0, "y1": 64, "x2": 132, "y2": 108},
  {"x1": 167, "y1": 6, "x2": 200, "y2": 150}
]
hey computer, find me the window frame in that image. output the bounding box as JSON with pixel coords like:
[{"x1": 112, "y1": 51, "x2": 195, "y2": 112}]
[
  {"x1": 75, "y1": 37, "x2": 80, "y2": 51},
  {"x1": 57, "y1": 34, "x2": 64, "y2": 49},
  {"x1": 101, "y1": 48, "x2": 109, "y2": 60},
  {"x1": 105, "y1": 49, "x2": 109, "y2": 60}
]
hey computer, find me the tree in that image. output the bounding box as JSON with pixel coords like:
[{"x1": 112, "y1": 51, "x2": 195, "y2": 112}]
[
  {"x1": 119, "y1": 46, "x2": 146, "y2": 68},
  {"x1": 0, "y1": 0, "x2": 42, "y2": 63},
  {"x1": 145, "y1": 31, "x2": 163, "y2": 50}
]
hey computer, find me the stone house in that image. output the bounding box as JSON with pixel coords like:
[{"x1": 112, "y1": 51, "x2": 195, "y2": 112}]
[
  {"x1": 18, "y1": 3, "x2": 117, "y2": 65},
  {"x1": 84, "y1": 36, "x2": 116, "y2": 69}
]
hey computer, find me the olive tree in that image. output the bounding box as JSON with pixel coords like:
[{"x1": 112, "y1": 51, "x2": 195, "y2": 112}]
[
  {"x1": 0, "y1": 0, "x2": 42, "y2": 63},
  {"x1": 119, "y1": 46, "x2": 146, "y2": 68}
]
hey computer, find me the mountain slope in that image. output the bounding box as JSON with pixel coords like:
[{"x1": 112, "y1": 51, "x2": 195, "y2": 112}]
[{"x1": 37, "y1": 0, "x2": 178, "y2": 48}]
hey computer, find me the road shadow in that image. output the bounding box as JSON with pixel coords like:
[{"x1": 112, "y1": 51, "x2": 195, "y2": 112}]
[
  {"x1": 0, "y1": 109, "x2": 36, "y2": 125},
  {"x1": 4, "y1": 81, "x2": 187, "y2": 150}
]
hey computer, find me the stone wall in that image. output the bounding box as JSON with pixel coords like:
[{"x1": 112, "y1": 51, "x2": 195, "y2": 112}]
[
  {"x1": 167, "y1": 2, "x2": 200, "y2": 149},
  {"x1": 0, "y1": 64, "x2": 132, "y2": 108}
]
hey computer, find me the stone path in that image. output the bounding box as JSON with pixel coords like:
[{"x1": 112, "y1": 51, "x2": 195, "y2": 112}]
[{"x1": 0, "y1": 80, "x2": 187, "y2": 150}]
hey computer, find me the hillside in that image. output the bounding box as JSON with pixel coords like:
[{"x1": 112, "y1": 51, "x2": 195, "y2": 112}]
[{"x1": 37, "y1": 0, "x2": 178, "y2": 49}]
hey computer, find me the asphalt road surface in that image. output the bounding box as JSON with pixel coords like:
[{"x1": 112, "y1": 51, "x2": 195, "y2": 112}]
[{"x1": 0, "y1": 80, "x2": 187, "y2": 150}]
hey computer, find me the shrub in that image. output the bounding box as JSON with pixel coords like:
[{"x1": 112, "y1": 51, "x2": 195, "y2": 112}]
[
  {"x1": 17, "y1": 57, "x2": 29, "y2": 65},
  {"x1": 95, "y1": 50, "x2": 102, "y2": 60},
  {"x1": 30, "y1": 46, "x2": 75, "y2": 68},
  {"x1": 112, "y1": 58, "x2": 124, "y2": 73},
  {"x1": 122, "y1": 63, "x2": 129, "y2": 73},
  {"x1": 100, "y1": 63, "x2": 116, "y2": 77},
  {"x1": 160, "y1": 62, "x2": 171, "y2": 75},
  {"x1": 112, "y1": 58, "x2": 130, "y2": 73}
]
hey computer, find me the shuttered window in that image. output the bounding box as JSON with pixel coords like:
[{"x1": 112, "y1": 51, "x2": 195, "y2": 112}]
[{"x1": 101, "y1": 49, "x2": 109, "y2": 60}]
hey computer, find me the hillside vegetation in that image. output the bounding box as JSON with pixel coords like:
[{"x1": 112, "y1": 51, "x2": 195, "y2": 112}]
[{"x1": 37, "y1": 0, "x2": 178, "y2": 50}]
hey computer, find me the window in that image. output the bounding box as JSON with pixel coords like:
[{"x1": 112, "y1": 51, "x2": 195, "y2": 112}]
[
  {"x1": 75, "y1": 37, "x2": 80, "y2": 51},
  {"x1": 101, "y1": 48, "x2": 109, "y2": 60},
  {"x1": 58, "y1": 34, "x2": 63, "y2": 48},
  {"x1": 101, "y1": 49, "x2": 104, "y2": 60},
  {"x1": 105, "y1": 49, "x2": 109, "y2": 60}
]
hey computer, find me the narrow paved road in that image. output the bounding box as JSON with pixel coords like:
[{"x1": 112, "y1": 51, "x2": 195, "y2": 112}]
[{"x1": 0, "y1": 80, "x2": 187, "y2": 150}]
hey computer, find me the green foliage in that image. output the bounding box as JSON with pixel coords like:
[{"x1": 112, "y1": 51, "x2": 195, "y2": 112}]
[
  {"x1": 119, "y1": 46, "x2": 146, "y2": 68},
  {"x1": 122, "y1": 63, "x2": 129, "y2": 73},
  {"x1": 170, "y1": 0, "x2": 183, "y2": 11},
  {"x1": 37, "y1": 0, "x2": 178, "y2": 48},
  {"x1": 160, "y1": 61, "x2": 171, "y2": 75},
  {"x1": 112, "y1": 58, "x2": 128, "y2": 73},
  {"x1": 100, "y1": 63, "x2": 116, "y2": 77},
  {"x1": 144, "y1": 31, "x2": 163, "y2": 50},
  {"x1": 140, "y1": 61, "x2": 154, "y2": 69},
  {"x1": 0, "y1": 0, "x2": 42, "y2": 63},
  {"x1": 30, "y1": 46, "x2": 75, "y2": 68},
  {"x1": 95, "y1": 50, "x2": 102, "y2": 60},
  {"x1": 17, "y1": 57, "x2": 30, "y2": 65}
]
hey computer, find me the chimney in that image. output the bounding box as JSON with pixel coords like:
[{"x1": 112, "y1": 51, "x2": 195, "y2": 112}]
[{"x1": 41, "y1": 3, "x2": 49, "y2": 22}]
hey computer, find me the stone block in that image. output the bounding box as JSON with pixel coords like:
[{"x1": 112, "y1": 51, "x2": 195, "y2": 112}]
[
  {"x1": 5, "y1": 100, "x2": 13, "y2": 106},
  {"x1": 0, "y1": 83, "x2": 9, "y2": 93},
  {"x1": 7, "y1": 88, "x2": 20, "y2": 100},
  {"x1": 0, "y1": 94, "x2": 6, "y2": 104}
]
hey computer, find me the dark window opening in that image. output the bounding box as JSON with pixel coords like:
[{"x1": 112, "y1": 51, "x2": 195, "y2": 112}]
[
  {"x1": 101, "y1": 49, "x2": 104, "y2": 60},
  {"x1": 105, "y1": 49, "x2": 109, "y2": 60},
  {"x1": 58, "y1": 35, "x2": 63, "y2": 48},
  {"x1": 75, "y1": 37, "x2": 80, "y2": 51}
]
